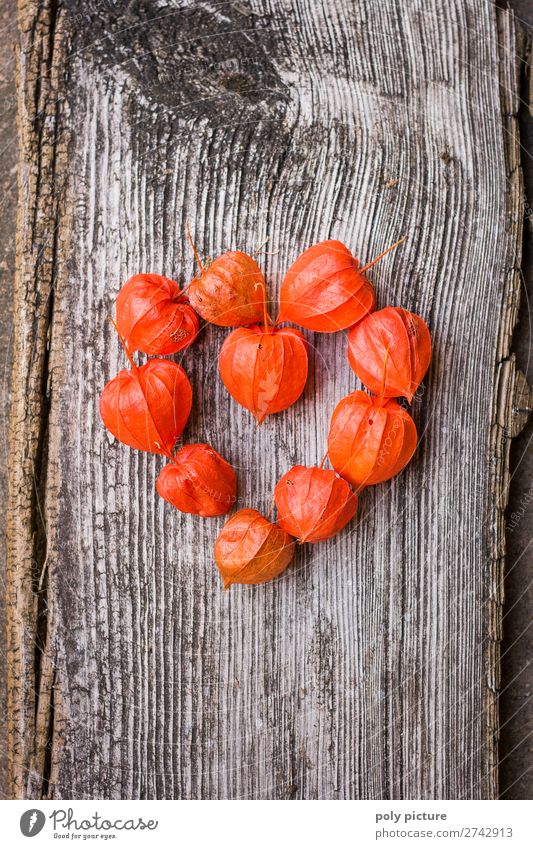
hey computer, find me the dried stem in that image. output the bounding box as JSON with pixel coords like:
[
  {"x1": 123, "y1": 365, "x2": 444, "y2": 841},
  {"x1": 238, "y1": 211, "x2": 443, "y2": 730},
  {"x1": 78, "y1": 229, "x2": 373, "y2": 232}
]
[
  {"x1": 186, "y1": 222, "x2": 205, "y2": 274},
  {"x1": 256, "y1": 280, "x2": 272, "y2": 332},
  {"x1": 253, "y1": 236, "x2": 269, "y2": 256},
  {"x1": 266, "y1": 493, "x2": 276, "y2": 521},
  {"x1": 108, "y1": 316, "x2": 137, "y2": 370},
  {"x1": 254, "y1": 237, "x2": 280, "y2": 258},
  {"x1": 359, "y1": 235, "x2": 406, "y2": 274}
]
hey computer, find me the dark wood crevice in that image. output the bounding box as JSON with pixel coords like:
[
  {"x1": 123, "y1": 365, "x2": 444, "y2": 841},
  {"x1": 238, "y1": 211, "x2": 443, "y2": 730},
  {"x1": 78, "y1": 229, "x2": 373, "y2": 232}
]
[
  {"x1": 8, "y1": 0, "x2": 69, "y2": 799},
  {"x1": 499, "y1": 11, "x2": 533, "y2": 800}
]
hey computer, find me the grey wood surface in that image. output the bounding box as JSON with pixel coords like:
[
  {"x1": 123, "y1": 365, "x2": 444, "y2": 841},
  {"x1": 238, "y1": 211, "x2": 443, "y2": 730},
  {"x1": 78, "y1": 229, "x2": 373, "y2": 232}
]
[{"x1": 7, "y1": 0, "x2": 529, "y2": 799}]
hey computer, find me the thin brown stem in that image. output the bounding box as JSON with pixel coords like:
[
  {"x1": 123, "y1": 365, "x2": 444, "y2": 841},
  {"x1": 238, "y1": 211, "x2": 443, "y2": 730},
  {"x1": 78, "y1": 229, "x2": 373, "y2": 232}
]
[
  {"x1": 108, "y1": 316, "x2": 137, "y2": 370},
  {"x1": 154, "y1": 442, "x2": 180, "y2": 465},
  {"x1": 319, "y1": 451, "x2": 328, "y2": 469},
  {"x1": 162, "y1": 442, "x2": 178, "y2": 466},
  {"x1": 359, "y1": 235, "x2": 406, "y2": 274},
  {"x1": 254, "y1": 237, "x2": 280, "y2": 258},
  {"x1": 266, "y1": 494, "x2": 276, "y2": 521},
  {"x1": 253, "y1": 236, "x2": 269, "y2": 256},
  {"x1": 255, "y1": 280, "x2": 272, "y2": 332},
  {"x1": 186, "y1": 222, "x2": 205, "y2": 274}
]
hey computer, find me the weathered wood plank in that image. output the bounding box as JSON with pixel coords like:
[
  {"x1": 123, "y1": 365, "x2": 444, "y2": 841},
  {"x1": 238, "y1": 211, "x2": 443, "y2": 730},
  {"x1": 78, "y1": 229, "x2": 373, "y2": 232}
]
[
  {"x1": 8, "y1": 0, "x2": 70, "y2": 798},
  {"x1": 0, "y1": 0, "x2": 19, "y2": 800},
  {"x1": 8, "y1": 0, "x2": 526, "y2": 799}
]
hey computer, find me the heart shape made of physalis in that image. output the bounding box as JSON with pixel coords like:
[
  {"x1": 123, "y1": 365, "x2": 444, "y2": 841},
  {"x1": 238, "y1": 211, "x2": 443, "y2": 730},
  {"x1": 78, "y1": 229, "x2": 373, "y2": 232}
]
[{"x1": 101, "y1": 233, "x2": 429, "y2": 591}]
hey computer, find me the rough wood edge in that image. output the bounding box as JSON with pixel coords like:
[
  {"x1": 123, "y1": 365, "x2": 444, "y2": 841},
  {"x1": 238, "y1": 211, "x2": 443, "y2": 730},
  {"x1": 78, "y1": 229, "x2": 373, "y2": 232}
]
[
  {"x1": 487, "y1": 8, "x2": 529, "y2": 801},
  {"x1": 7, "y1": 0, "x2": 69, "y2": 799}
]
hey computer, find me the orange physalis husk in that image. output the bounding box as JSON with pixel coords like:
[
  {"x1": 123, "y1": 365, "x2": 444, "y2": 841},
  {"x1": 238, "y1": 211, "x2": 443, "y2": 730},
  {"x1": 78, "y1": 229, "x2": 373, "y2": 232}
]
[
  {"x1": 218, "y1": 325, "x2": 308, "y2": 424},
  {"x1": 116, "y1": 273, "x2": 199, "y2": 355},
  {"x1": 274, "y1": 465, "x2": 358, "y2": 543},
  {"x1": 100, "y1": 325, "x2": 192, "y2": 455},
  {"x1": 277, "y1": 237, "x2": 405, "y2": 332},
  {"x1": 100, "y1": 359, "x2": 192, "y2": 455},
  {"x1": 327, "y1": 391, "x2": 417, "y2": 488},
  {"x1": 218, "y1": 279, "x2": 308, "y2": 424},
  {"x1": 186, "y1": 226, "x2": 265, "y2": 327},
  {"x1": 347, "y1": 306, "x2": 431, "y2": 402},
  {"x1": 156, "y1": 443, "x2": 237, "y2": 517},
  {"x1": 188, "y1": 252, "x2": 265, "y2": 327},
  {"x1": 277, "y1": 240, "x2": 373, "y2": 331},
  {"x1": 214, "y1": 508, "x2": 295, "y2": 589}
]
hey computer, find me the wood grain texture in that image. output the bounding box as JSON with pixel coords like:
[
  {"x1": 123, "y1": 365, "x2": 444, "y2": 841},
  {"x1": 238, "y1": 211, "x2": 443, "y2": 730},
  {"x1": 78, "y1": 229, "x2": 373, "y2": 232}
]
[
  {"x1": 0, "y1": 0, "x2": 19, "y2": 798},
  {"x1": 8, "y1": 0, "x2": 527, "y2": 799}
]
